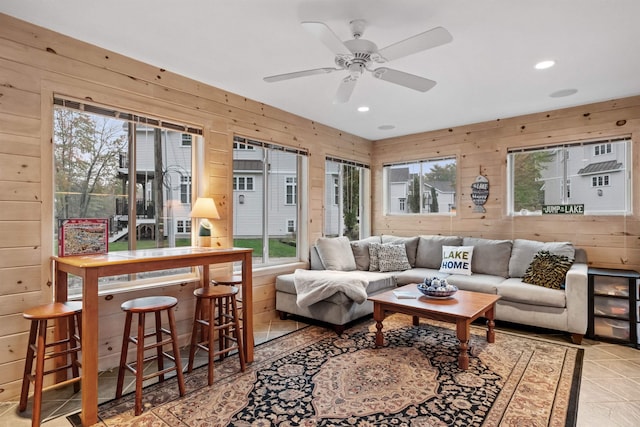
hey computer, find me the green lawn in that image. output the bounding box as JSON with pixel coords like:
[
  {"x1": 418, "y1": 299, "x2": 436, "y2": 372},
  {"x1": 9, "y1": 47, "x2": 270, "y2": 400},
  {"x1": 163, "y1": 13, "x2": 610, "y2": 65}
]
[
  {"x1": 233, "y1": 238, "x2": 296, "y2": 257},
  {"x1": 108, "y1": 238, "x2": 191, "y2": 252}
]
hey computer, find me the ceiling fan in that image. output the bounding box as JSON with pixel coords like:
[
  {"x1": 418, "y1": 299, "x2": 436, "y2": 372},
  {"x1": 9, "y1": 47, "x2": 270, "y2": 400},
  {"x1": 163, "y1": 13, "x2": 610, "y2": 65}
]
[{"x1": 263, "y1": 19, "x2": 453, "y2": 104}]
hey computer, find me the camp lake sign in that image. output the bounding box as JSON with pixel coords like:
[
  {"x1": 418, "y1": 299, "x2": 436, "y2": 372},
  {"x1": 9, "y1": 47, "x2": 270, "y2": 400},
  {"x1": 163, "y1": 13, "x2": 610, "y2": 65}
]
[{"x1": 542, "y1": 204, "x2": 585, "y2": 215}]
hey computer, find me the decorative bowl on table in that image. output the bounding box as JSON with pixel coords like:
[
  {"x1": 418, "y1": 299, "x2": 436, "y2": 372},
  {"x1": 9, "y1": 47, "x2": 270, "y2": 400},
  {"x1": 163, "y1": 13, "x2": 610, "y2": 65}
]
[{"x1": 417, "y1": 277, "x2": 458, "y2": 298}]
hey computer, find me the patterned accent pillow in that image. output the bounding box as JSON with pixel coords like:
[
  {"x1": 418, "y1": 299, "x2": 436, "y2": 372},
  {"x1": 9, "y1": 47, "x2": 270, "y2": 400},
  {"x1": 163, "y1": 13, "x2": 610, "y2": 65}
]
[
  {"x1": 522, "y1": 250, "x2": 574, "y2": 289},
  {"x1": 439, "y1": 245, "x2": 474, "y2": 275},
  {"x1": 368, "y1": 242, "x2": 383, "y2": 271},
  {"x1": 378, "y1": 244, "x2": 412, "y2": 272}
]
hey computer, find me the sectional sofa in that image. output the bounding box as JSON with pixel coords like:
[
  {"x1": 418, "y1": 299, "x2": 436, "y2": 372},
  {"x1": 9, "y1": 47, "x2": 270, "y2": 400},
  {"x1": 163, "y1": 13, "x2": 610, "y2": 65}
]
[{"x1": 275, "y1": 235, "x2": 588, "y2": 343}]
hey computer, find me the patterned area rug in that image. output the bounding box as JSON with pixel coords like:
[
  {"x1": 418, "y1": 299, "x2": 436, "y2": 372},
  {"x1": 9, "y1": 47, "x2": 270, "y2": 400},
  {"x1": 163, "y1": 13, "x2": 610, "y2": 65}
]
[{"x1": 78, "y1": 315, "x2": 583, "y2": 426}]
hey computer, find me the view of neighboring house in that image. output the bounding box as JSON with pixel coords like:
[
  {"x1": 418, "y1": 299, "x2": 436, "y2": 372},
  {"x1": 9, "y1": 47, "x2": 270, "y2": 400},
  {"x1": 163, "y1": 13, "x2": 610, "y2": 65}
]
[
  {"x1": 232, "y1": 138, "x2": 299, "y2": 238},
  {"x1": 387, "y1": 167, "x2": 456, "y2": 214},
  {"x1": 113, "y1": 125, "x2": 194, "y2": 243},
  {"x1": 539, "y1": 139, "x2": 629, "y2": 213}
]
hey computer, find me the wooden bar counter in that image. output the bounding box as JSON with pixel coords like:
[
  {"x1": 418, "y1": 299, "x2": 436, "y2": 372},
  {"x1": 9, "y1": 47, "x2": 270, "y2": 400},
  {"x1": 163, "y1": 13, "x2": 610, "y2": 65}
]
[{"x1": 52, "y1": 246, "x2": 253, "y2": 426}]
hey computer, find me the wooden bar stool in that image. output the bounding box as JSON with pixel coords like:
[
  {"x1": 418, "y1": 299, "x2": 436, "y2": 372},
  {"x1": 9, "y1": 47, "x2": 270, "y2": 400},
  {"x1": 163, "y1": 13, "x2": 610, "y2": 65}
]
[
  {"x1": 19, "y1": 302, "x2": 82, "y2": 427},
  {"x1": 212, "y1": 275, "x2": 244, "y2": 352},
  {"x1": 115, "y1": 296, "x2": 185, "y2": 416},
  {"x1": 187, "y1": 285, "x2": 245, "y2": 386}
]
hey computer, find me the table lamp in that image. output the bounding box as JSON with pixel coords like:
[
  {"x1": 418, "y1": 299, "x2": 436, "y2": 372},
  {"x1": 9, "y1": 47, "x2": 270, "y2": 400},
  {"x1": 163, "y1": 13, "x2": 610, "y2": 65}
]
[{"x1": 190, "y1": 197, "x2": 220, "y2": 247}]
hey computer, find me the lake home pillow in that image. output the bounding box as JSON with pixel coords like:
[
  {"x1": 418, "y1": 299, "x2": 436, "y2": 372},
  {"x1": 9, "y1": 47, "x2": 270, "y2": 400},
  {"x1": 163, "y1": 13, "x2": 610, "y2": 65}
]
[
  {"x1": 522, "y1": 250, "x2": 574, "y2": 289},
  {"x1": 378, "y1": 244, "x2": 412, "y2": 272},
  {"x1": 439, "y1": 245, "x2": 474, "y2": 275},
  {"x1": 315, "y1": 236, "x2": 357, "y2": 271}
]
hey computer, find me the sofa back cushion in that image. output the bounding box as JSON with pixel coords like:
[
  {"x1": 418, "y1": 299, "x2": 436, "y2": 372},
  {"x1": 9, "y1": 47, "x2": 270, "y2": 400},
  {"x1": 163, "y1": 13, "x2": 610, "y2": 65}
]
[
  {"x1": 381, "y1": 235, "x2": 420, "y2": 267},
  {"x1": 462, "y1": 237, "x2": 513, "y2": 278},
  {"x1": 315, "y1": 236, "x2": 357, "y2": 271},
  {"x1": 415, "y1": 235, "x2": 463, "y2": 269},
  {"x1": 350, "y1": 236, "x2": 382, "y2": 271},
  {"x1": 509, "y1": 239, "x2": 575, "y2": 278}
]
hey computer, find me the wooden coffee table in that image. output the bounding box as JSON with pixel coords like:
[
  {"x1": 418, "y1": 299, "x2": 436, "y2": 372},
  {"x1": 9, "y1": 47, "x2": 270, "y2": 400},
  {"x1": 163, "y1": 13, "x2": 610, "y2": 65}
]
[{"x1": 368, "y1": 284, "x2": 500, "y2": 370}]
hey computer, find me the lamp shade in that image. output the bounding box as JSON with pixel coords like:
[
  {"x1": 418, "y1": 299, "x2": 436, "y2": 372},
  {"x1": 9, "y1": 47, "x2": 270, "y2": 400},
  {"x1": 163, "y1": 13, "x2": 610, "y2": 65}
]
[{"x1": 190, "y1": 197, "x2": 220, "y2": 219}]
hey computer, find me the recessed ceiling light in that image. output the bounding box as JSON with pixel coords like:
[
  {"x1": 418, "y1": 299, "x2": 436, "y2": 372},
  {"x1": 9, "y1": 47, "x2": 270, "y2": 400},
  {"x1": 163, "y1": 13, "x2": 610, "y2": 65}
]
[
  {"x1": 550, "y1": 88, "x2": 578, "y2": 98},
  {"x1": 357, "y1": 106, "x2": 370, "y2": 112},
  {"x1": 535, "y1": 60, "x2": 555, "y2": 70},
  {"x1": 378, "y1": 124, "x2": 395, "y2": 130}
]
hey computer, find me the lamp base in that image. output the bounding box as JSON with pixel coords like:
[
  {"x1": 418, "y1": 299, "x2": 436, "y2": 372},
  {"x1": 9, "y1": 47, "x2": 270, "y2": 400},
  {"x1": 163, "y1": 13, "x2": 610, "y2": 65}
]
[{"x1": 198, "y1": 236, "x2": 211, "y2": 247}]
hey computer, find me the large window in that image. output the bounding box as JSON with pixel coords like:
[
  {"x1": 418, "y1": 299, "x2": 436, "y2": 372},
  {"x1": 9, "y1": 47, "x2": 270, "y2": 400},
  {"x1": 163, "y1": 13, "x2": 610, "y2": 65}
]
[
  {"x1": 232, "y1": 136, "x2": 307, "y2": 265},
  {"x1": 383, "y1": 157, "x2": 457, "y2": 215},
  {"x1": 507, "y1": 137, "x2": 631, "y2": 215},
  {"x1": 324, "y1": 157, "x2": 370, "y2": 240},
  {"x1": 53, "y1": 98, "x2": 202, "y2": 293}
]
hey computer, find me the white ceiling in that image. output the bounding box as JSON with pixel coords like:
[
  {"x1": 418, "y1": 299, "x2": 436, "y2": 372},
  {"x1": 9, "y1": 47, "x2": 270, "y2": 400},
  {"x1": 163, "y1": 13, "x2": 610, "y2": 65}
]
[{"x1": 3, "y1": 0, "x2": 640, "y2": 140}]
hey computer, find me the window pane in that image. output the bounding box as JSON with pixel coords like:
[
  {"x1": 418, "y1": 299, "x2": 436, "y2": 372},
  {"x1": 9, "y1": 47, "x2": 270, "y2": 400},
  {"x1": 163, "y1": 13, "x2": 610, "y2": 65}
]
[
  {"x1": 324, "y1": 159, "x2": 365, "y2": 240},
  {"x1": 509, "y1": 139, "x2": 631, "y2": 215},
  {"x1": 53, "y1": 104, "x2": 196, "y2": 293},
  {"x1": 384, "y1": 158, "x2": 456, "y2": 215},
  {"x1": 232, "y1": 136, "x2": 303, "y2": 265}
]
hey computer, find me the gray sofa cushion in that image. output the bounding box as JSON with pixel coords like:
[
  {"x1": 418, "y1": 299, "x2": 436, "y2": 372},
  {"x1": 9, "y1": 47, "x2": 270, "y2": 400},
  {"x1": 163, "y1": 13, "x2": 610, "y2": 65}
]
[
  {"x1": 381, "y1": 235, "x2": 420, "y2": 267},
  {"x1": 315, "y1": 236, "x2": 356, "y2": 271},
  {"x1": 275, "y1": 271, "x2": 395, "y2": 305},
  {"x1": 350, "y1": 236, "x2": 382, "y2": 271},
  {"x1": 415, "y1": 235, "x2": 463, "y2": 269},
  {"x1": 463, "y1": 237, "x2": 512, "y2": 278},
  {"x1": 497, "y1": 278, "x2": 566, "y2": 308},
  {"x1": 509, "y1": 239, "x2": 575, "y2": 278},
  {"x1": 395, "y1": 268, "x2": 448, "y2": 285},
  {"x1": 445, "y1": 273, "x2": 505, "y2": 294}
]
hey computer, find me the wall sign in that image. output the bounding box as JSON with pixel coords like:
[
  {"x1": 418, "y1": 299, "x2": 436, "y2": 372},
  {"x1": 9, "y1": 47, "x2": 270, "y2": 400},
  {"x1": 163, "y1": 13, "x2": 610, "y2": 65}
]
[
  {"x1": 471, "y1": 175, "x2": 489, "y2": 213},
  {"x1": 542, "y1": 204, "x2": 585, "y2": 215}
]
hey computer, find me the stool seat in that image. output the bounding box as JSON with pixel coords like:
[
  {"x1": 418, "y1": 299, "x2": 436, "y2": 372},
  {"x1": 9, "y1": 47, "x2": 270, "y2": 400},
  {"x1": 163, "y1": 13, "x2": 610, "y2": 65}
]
[
  {"x1": 116, "y1": 295, "x2": 185, "y2": 416},
  {"x1": 195, "y1": 285, "x2": 238, "y2": 299},
  {"x1": 121, "y1": 296, "x2": 177, "y2": 312},
  {"x1": 212, "y1": 275, "x2": 243, "y2": 286},
  {"x1": 20, "y1": 302, "x2": 82, "y2": 427},
  {"x1": 23, "y1": 302, "x2": 82, "y2": 320}
]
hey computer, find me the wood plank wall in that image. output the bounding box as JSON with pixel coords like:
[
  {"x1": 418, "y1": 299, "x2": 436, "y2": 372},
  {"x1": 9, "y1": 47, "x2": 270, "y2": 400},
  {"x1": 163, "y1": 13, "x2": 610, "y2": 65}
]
[
  {"x1": 0, "y1": 12, "x2": 639, "y2": 401},
  {"x1": 372, "y1": 97, "x2": 640, "y2": 272},
  {"x1": 0, "y1": 13, "x2": 371, "y2": 400}
]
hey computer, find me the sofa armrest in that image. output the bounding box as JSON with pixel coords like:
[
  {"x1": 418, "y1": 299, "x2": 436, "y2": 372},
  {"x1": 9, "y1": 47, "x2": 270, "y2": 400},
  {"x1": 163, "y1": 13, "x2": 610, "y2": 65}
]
[{"x1": 564, "y1": 262, "x2": 588, "y2": 334}]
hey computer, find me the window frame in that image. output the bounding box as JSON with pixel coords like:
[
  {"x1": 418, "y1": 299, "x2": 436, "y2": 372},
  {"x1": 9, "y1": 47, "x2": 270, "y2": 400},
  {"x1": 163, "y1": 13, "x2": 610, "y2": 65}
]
[
  {"x1": 507, "y1": 137, "x2": 632, "y2": 216},
  {"x1": 52, "y1": 97, "x2": 204, "y2": 296},
  {"x1": 382, "y1": 156, "x2": 457, "y2": 216}
]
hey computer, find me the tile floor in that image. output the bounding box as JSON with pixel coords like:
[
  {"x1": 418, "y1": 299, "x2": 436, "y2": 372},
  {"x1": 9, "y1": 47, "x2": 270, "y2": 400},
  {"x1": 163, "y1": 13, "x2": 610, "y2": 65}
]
[{"x1": 1, "y1": 318, "x2": 639, "y2": 427}]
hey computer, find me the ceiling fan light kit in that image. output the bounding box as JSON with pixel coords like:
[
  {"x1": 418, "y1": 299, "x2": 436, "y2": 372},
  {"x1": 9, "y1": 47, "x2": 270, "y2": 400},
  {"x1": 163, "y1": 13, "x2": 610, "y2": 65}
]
[{"x1": 264, "y1": 19, "x2": 452, "y2": 103}]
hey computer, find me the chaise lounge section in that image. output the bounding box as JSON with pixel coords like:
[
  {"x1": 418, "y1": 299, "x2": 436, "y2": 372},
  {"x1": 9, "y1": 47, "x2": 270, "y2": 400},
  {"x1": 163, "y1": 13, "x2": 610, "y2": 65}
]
[{"x1": 275, "y1": 235, "x2": 588, "y2": 342}]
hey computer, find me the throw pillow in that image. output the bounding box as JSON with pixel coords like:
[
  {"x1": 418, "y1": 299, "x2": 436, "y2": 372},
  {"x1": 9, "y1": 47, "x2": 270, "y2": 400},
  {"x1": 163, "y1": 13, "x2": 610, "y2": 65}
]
[
  {"x1": 509, "y1": 239, "x2": 575, "y2": 278},
  {"x1": 368, "y1": 242, "x2": 383, "y2": 271},
  {"x1": 315, "y1": 236, "x2": 357, "y2": 271},
  {"x1": 378, "y1": 244, "x2": 412, "y2": 272},
  {"x1": 463, "y1": 237, "x2": 512, "y2": 278},
  {"x1": 439, "y1": 245, "x2": 474, "y2": 275},
  {"x1": 381, "y1": 235, "x2": 420, "y2": 267},
  {"x1": 522, "y1": 250, "x2": 574, "y2": 289},
  {"x1": 350, "y1": 236, "x2": 382, "y2": 271}
]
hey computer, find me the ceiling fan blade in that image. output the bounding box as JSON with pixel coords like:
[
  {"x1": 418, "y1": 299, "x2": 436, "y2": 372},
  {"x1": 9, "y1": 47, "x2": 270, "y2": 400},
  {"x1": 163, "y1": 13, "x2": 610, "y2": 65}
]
[
  {"x1": 333, "y1": 76, "x2": 357, "y2": 104},
  {"x1": 372, "y1": 67, "x2": 436, "y2": 92},
  {"x1": 302, "y1": 21, "x2": 352, "y2": 56},
  {"x1": 264, "y1": 67, "x2": 340, "y2": 83},
  {"x1": 378, "y1": 27, "x2": 452, "y2": 62}
]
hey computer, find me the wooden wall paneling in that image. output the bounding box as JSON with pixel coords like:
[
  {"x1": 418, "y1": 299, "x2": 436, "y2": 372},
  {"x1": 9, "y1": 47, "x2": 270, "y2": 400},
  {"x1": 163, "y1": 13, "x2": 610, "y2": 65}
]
[
  {"x1": 0, "y1": 266, "x2": 41, "y2": 296},
  {"x1": 0, "y1": 153, "x2": 40, "y2": 182},
  {"x1": 0, "y1": 133, "x2": 40, "y2": 157},
  {"x1": 0, "y1": 247, "x2": 40, "y2": 269},
  {"x1": 0, "y1": 112, "x2": 39, "y2": 138},
  {"x1": 0, "y1": 85, "x2": 40, "y2": 119}
]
